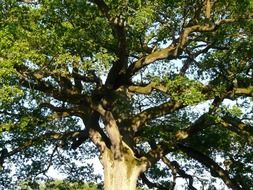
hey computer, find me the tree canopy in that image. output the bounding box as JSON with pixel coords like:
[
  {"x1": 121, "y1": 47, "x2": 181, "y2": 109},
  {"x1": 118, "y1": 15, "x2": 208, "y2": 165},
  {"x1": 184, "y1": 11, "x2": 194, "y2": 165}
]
[{"x1": 0, "y1": 0, "x2": 253, "y2": 189}]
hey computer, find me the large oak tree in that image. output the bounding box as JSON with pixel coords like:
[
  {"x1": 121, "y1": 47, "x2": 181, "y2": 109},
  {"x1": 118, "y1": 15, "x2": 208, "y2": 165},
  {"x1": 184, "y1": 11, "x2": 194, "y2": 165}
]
[{"x1": 0, "y1": 0, "x2": 253, "y2": 189}]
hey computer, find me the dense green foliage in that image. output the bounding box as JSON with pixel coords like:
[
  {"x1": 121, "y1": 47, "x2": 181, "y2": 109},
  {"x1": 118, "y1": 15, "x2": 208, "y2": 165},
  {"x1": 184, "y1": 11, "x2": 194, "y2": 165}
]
[
  {"x1": 0, "y1": 0, "x2": 253, "y2": 189},
  {"x1": 20, "y1": 180, "x2": 100, "y2": 190}
]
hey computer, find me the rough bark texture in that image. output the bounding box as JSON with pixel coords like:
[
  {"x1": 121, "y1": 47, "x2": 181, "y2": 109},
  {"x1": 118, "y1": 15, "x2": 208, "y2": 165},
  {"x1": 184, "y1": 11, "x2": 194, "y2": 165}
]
[{"x1": 101, "y1": 145, "x2": 147, "y2": 190}]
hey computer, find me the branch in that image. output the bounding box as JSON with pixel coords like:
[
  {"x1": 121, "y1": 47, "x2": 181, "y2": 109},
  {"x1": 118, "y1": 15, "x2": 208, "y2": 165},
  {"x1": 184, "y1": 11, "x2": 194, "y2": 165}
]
[
  {"x1": 177, "y1": 143, "x2": 242, "y2": 190},
  {"x1": 72, "y1": 69, "x2": 103, "y2": 86},
  {"x1": 175, "y1": 96, "x2": 224, "y2": 140},
  {"x1": 33, "y1": 66, "x2": 102, "y2": 86},
  {"x1": 92, "y1": 0, "x2": 110, "y2": 19},
  {"x1": 93, "y1": 0, "x2": 128, "y2": 89},
  {"x1": 1, "y1": 131, "x2": 85, "y2": 164},
  {"x1": 175, "y1": 113, "x2": 212, "y2": 140},
  {"x1": 125, "y1": 14, "x2": 252, "y2": 79},
  {"x1": 140, "y1": 173, "x2": 172, "y2": 190},
  {"x1": 179, "y1": 43, "x2": 214, "y2": 75},
  {"x1": 219, "y1": 114, "x2": 253, "y2": 145},
  {"x1": 82, "y1": 112, "x2": 111, "y2": 152},
  {"x1": 93, "y1": 104, "x2": 122, "y2": 158},
  {"x1": 126, "y1": 44, "x2": 177, "y2": 77},
  {"x1": 15, "y1": 64, "x2": 94, "y2": 106},
  {"x1": 39, "y1": 102, "x2": 86, "y2": 118},
  {"x1": 162, "y1": 157, "x2": 197, "y2": 190},
  {"x1": 204, "y1": 0, "x2": 211, "y2": 19},
  {"x1": 20, "y1": 76, "x2": 91, "y2": 106},
  {"x1": 174, "y1": 98, "x2": 253, "y2": 145},
  {"x1": 71, "y1": 130, "x2": 89, "y2": 149},
  {"x1": 128, "y1": 86, "x2": 224, "y2": 134},
  {"x1": 234, "y1": 86, "x2": 253, "y2": 97},
  {"x1": 105, "y1": 18, "x2": 128, "y2": 88},
  {"x1": 129, "y1": 101, "x2": 183, "y2": 132},
  {"x1": 128, "y1": 81, "x2": 167, "y2": 95},
  {"x1": 126, "y1": 23, "x2": 215, "y2": 77},
  {"x1": 39, "y1": 145, "x2": 58, "y2": 176},
  {"x1": 144, "y1": 140, "x2": 172, "y2": 166}
]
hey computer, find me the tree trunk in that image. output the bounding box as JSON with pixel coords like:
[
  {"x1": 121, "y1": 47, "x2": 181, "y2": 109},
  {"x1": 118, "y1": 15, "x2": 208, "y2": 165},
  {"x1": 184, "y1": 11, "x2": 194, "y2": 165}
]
[{"x1": 100, "y1": 146, "x2": 148, "y2": 190}]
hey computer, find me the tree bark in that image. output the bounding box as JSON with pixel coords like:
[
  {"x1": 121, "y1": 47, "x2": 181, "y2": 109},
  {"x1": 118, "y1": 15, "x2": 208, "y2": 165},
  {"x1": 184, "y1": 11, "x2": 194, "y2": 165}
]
[{"x1": 100, "y1": 145, "x2": 148, "y2": 190}]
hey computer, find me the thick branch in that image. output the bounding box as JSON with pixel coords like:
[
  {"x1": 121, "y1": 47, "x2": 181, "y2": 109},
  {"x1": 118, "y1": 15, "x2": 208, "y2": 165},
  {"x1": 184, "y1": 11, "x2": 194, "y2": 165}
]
[
  {"x1": 175, "y1": 109, "x2": 253, "y2": 146},
  {"x1": 82, "y1": 112, "x2": 111, "y2": 152},
  {"x1": 129, "y1": 101, "x2": 183, "y2": 132},
  {"x1": 20, "y1": 76, "x2": 91, "y2": 106},
  {"x1": 180, "y1": 43, "x2": 214, "y2": 75},
  {"x1": 92, "y1": 0, "x2": 110, "y2": 19},
  {"x1": 175, "y1": 96, "x2": 238, "y2": 141},
  {"x1": 93, "y1": 0, "x2": 128, "y2": 89},
  {"x1": 175, "y1": 96, "x2": 223, "y2": 140},
  {"x1": 16, "y1": 64, "x2": 95, "y2": 106},
  {"x1": 205, "y1": 0, "x2": 211, "y2": 19},
  {"x1": 94, "y1": 105, "x2": 122, "y2": 158},
  {"x1": 71, "y1": 130, "x2": 89, "y2": 149},
  {"x1": 175, "y1": 113, "x2": 212, "y2": 140},
  {"x1": 72, "y1": 69, "x2": 103, "y2": 86},
  {"x1": 234, "y1": 86, "x2": 253, "y2": 97},
  {"x1": 128, "y1": 86, "x2": 224, "y2": 134},
  {"x1": 126, "y1": 15, "x2": 251, "y2": 79},
  {"x1": 219, "y1": 115, "x2": 253, "y2": 145},
  {"x1": 128, "y1": 82, "x2": 167, "y2": 95},
  {"x1": 126, "y1": 44, "x2": 177, "y2": 77},
  {"x1": 126, "y1": 24, "x2": 212, "y2": 77},
  {"x1": 89, "y1": 128, "x2": 107, "y2": 153},
  {"x1": 177, "y1": 143, "x2": 242, "y2": 190}
]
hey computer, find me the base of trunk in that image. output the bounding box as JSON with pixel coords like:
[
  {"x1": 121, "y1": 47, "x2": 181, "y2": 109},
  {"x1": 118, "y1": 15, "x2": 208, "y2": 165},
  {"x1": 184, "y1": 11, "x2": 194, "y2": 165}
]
[{"x1": 100, "y1": 145, "x2": 148, "y2": 190}]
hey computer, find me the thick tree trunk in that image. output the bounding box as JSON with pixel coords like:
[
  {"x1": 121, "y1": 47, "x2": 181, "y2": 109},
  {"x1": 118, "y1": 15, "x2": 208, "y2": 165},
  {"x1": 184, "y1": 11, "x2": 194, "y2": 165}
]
[{"x1": 100, "y1": 146, "x2": 147, "y2": 190}]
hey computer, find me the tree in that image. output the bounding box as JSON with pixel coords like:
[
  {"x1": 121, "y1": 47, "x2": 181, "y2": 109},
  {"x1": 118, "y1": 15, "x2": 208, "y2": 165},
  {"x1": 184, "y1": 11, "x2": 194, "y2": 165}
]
[{"x1": 0, "y1": 0, "x2": 253, "y2": 189}]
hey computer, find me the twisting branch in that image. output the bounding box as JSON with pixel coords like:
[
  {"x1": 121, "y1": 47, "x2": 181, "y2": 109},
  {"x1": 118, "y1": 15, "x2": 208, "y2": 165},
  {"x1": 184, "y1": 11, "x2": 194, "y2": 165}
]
[
  {"x1": 0, "y1": 131, "x2": 86, "y2": 165},
  {"x1": 177, "y1": 143, "x2": 242, "y2": 190},
  {"x1": 15, "y1": 64, "x2": 93, "y2": 106},
  {"x1": 128, "y1": 84, "x2": 225, "y2": 134},
  {"x1": 140, "y1": 141, "x2": 185, "y2": 189},
  {"x1": 126, "y1": 44, "x2": 178, "y2": 77},
  {"x1": 39, "y1": 145, "x2": 58, "y2": 176},
  {"x1": 179, "y1": 43, "x2": 214, "y2": 75},
  {"x1": 175, "y1": 113, "x2": 212, "y2": 141},
  {"x1": 162, "y1": 157, "x2": 197, "y2": 190},
  {"x1": 128, "y1": 101, "x2": 183, "y2": 132},
  {"x1": 140, "y1": 173, "x2": 172, "y2": 190},
  {"x1": 125, "y1": 14, "x2": 253, "y2": 80},
  {"x1": 93, "y1": 0, "x2": 128, "y2": 89},
  {"x1": 128, "y1": 81, "x2": 168, "y2": 95}
]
